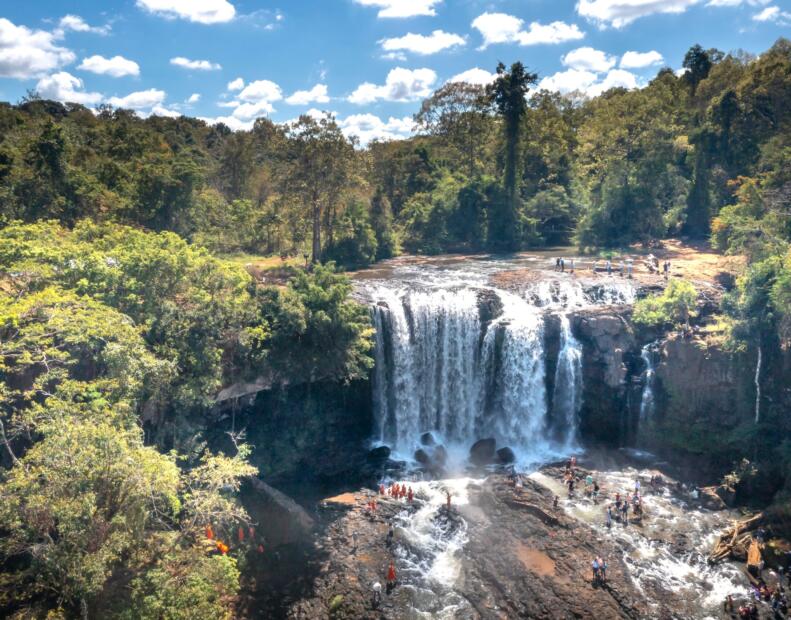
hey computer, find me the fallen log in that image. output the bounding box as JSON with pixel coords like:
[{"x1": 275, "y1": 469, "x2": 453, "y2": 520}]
[{"x1": 708, "y1": 513, "x2": 764, "y2": 564}]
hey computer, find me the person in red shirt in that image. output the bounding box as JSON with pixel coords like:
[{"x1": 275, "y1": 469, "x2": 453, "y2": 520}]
[{"x1": 386, "y1": 561, "x2": 397, "y2": 593}]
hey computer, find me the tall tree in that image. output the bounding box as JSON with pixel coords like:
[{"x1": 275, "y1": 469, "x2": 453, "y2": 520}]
[
  {"x1": 683, "y1": 44, "x2": 715, "y2": 95},
  {"x1": 487, "y1": 62, "x2": 538, "y2": 250},
  {"x1": 415, "y1": 81, "x2": 492, "y2": 178},
  {"x1": 285, "y1": 114, "x2": 356, "y2": 262}
]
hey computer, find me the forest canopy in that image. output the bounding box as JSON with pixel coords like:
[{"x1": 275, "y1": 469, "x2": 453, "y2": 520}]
[{"x1": 0, "y1": 38, "x2": 790, "y2": 617}]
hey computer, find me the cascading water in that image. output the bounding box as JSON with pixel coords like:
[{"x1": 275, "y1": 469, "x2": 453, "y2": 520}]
[
  {"x1": 552, "y1": 314, "x2": 583, "y2": 446},
  {"x1": 639, "y1": 342, "x2": 660, "y2": 421},
  {"x1": 361, "y1": 258, "x2": 638, "y2": 461},
  {"x1": 481, "y1": 291, "x2": 548, "y2": 448}
]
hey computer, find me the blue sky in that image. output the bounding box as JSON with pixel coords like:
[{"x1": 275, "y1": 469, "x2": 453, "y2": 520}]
[{"x1": 0, "y1": 0, "x2": 788, "y2": 143}]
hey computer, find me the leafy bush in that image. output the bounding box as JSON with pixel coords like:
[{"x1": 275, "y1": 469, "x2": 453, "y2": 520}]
[{"x1": 633, "y1": 279, "x2": 698, "y2": 328}]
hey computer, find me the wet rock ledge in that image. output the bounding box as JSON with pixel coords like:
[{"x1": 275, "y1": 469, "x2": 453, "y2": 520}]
[{"x1": 283, "y1": 474, "x2": 650, "y2": 619}]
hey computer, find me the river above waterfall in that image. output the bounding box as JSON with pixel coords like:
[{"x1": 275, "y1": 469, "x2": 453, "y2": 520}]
[{"x1": 354, "y1": 252, "x2": 637, "y2": 466}]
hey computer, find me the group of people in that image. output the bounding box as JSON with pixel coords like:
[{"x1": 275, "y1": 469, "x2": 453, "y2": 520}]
[
  {"x1": 608, "y1": 488, "x2": 643, "y2": 528},
  {"x1": 370, "y1": 481, "x2": 423, "y2": 608},
  {"x1": 726, "y1": 579, "x2": 789, "y2": 618},
  {"x1": 591, "y1": 556, "x2": 608, "y2": 585},
  {"x1": 205, "y1": 523, "x2": 266, "y2": 557},
  {"x1": 372, "y1": 561, "x2": 398, "y2": 608},
  {"x1": 379, "y1": 482, "x2": 415, "y2": 503},
  {"x1": 554, "y1": 257, "x2": 576, "y2": 273},
  {"x1": 593, "y1": 258, "x2": 635, "y2": 278}
]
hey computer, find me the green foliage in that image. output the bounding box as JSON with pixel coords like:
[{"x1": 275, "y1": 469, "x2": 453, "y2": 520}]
[
  {"x1": 124, "y1": 547, "x2": 240, "y2": 620},
  {"x1": 260, "y1": 263, "x2": 374, "y2": 382},
  {"x1": 486, "y1": 62, "x2": 539, "y2": 250},
  {"x1": 324, "y1": 199, "x2": 378, "y2": 269},
  {"x1": 633, "y1": 279, "x2": 698, "y2": 328},
  {"x1": 0, "y1": 414, "x2": 181, "y2": 608}
]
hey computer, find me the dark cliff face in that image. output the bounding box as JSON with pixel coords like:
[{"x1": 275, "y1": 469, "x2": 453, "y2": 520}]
[
  {"x1": 212, "y1": 378, "x2": 375, "y2": 497},
  {"x1": 572, "y1": 309, "x2": 637, "y2": 446}
]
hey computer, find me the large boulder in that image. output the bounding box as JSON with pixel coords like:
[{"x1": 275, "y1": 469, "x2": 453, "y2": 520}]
[
  {"x1": 470, "y1": 438, "x2": 497, "y2": 466},
  {"x1": 368, "y1": 445, "x2": 391, "y2": 461},
  {"x1": 420, "y1": 432, "x2": 437, "y2": 447},
  {"x1": 497, "y1": 447, "x2": 516, "y2": 464},
  {"x1": 414, "y1": 449, "x2": 431, "y2": 465}
]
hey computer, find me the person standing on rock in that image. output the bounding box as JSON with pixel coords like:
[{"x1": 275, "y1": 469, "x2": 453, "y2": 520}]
[
  {"x1": 553, "y1": 495, "x2": 559, "y2": 510},
  {"x1": 408, "y1": 487, "x2": 414, "y2": 503},
  {"x1": 592, "y1": 558, "x2": 600, "y2": 584},
  {"x1": 606, "y1": 506, "x2": 613, "y2": 529},
  {"x1": 597, "y1": 557, "x2": 607, "y2": 582},
  {"x1": 386, "y1": 524, "x2": 394, "y2": 548},
  {"x1": 387, "y1": 561, "x2": 397, "y2": 593},
  {"x1": 372, "y1": 582, "x2": 382, "y2": 608},
  {"x1": 446, "y1": 491, "x2": 452, "y2": 510}
]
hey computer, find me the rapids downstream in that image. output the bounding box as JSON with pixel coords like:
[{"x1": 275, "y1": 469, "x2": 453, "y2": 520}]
[{"x1": 338, "y1": 254, "x2": 756, "y2": 620}]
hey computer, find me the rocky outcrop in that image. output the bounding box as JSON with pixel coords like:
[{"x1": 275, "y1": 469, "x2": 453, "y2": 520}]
[
  {"x1": 244, "y1": 477, "x2": 315, "y2": 546},
  {"x1": 572, "y1": 308, "x2": 636, "y2": 445},
  {"x1": 210, "y1": 378, "x2": 376, "y2": 490},
  {"x1": 470, "y1": 438, "x2": 497, "y2": 465},
  {"x1": 284, "y1": 475, "x2": 650, "y2": 620}
]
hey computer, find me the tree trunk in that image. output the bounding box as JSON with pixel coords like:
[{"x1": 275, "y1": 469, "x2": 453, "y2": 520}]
[{"x1": 311, "y1": 199, "x2": 321, "y2": 264}]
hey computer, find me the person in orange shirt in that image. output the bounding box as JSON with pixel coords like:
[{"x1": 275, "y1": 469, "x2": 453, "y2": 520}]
[{"x1": 386, "y1": 561, "x2": 397, "y2": 593}]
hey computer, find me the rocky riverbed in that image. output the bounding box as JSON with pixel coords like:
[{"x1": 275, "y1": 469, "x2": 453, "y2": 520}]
[{"x1": 276, "y1": 453, "x2": 775, "y2": 620}]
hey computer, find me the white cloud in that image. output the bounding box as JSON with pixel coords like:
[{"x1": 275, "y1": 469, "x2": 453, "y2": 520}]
[
  {"x1": 170, "y1": 57, "x2": 222, "y2": 71},
  {"x1": 108, "y1": 89, "x2": 167, "y2": 110},
  {"x1": 448, "y1": 68, "x2": 497, "y2": 86},
  {"x1": 380, "y1": 30, "x2": 465, "y2": 56},
  {"x1": 237, "y1": 79, "x2": 283, "y2": 103},
  {"x1": 78, "y1": 55, "x2": 140, "y2": 77},
  {"x1": 150, "y1": 104, "x2": 182, "y2": 118},
  {"x1": 227, "y1": 77, "x2": 244, "y2": 91},
  {"x1": 348, "y1": 67, "x2": 437, "y2": 104},
  {"x1": 538, "y1": 68, "x2": 598, "y2": 94},
  {"x1": 620, "y1": 50, "x2": 664, "y2": 69},
  {"x1": 338, "y1": 113, "x2": 414, "y2": 145},
  {"x1": 55, "y1": 15, "x2": 111, "y2": 37},
  {"x1": 136, "y1": 0, "x2": 236, "y2": 24},
  {"x1": 36, "y1": 71, "x2": 103, "y2": 105},
  {"x1": 753, "y1": 5, "x2": 778, "y2": 18},
  {"x1": 588, "y1": 68, "x2": 639, "y2": 95},
  {"x1": 539, "y1": 67, "x2": 639, "y2": 96},
  {"x1": 187, "y1": 93, "x2": 201, "y2": 104},
  {"x1": 562, "y1": 47, "x2": 616, "y2": 72},
  {"x1": 577, "y1": 0, "x2": 699, "y2": 28},
  {"x1": 707, "y1": 0, "x2": 770, "y2": 6},
  {"x1": 472, "y1": 13, "x2": 584, "y2": 49},
  {"x1": 353, "y1": 0, "x2": 442, "y2": 18},
  {"x1": 285, "y1": 84, "x2": 330, "y2": 105},
  {"x1": 231, "y1": 101, "x2": 275, "y2": 120},
  {"x1": 752, "y1": 5, "x2": 791, "y2": 21},
  {"x1": 0, "y1": 18, "x2": 76, "y2": 79},
  {"x1": 200, "y1": 115, "x2": 255, "y2": 131}
]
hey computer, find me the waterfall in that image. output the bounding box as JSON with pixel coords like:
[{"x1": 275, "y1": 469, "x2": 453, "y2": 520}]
[
  {"x1": 754, "y1": 346, "x2": 762, "y2": 424},
  {"x1": 363, "y1": 267, "x2": 637, "y2": 458},
  {"x1": 371, "y1": 287, "x2": 484, "y2": 451},
  {"x1": 552, "y1": 314, "x2": 583, "y2": 446},
  {"x1": 639, "y1": 342, "x2": 659, "y2": 421},
  {"x1": 483, "y1": 291, "x2": 548, "y2": 448}
]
